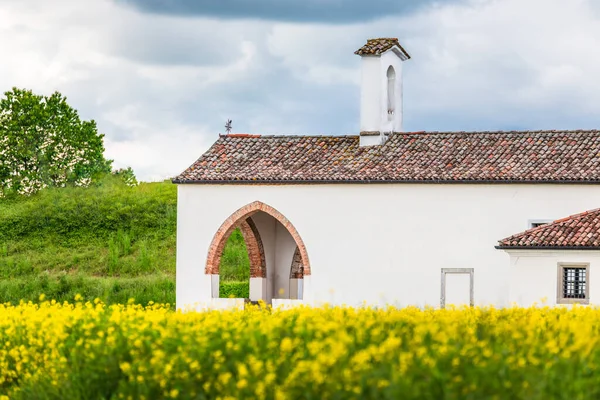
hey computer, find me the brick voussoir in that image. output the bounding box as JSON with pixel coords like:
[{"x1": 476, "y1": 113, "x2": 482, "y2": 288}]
[{"x1": 205, "y1": 201, "x2": 312, "y2": 276}]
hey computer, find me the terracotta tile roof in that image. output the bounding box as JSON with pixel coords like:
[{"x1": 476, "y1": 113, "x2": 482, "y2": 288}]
[
  {"x1": 173, "y1": 130, "x2": 600, "y2": 184},
  {"x1": 354, "y1": 38, "x2": 410, "y2": 59},
  {"x1": 497, "y1": 208, "x2": 600, "y2": 249}
]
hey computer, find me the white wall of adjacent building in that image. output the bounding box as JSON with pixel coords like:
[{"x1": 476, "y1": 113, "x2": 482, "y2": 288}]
[
  {"x1": 175, "y1": 183, "x2": 600, "y2": 310},
  {"x1": 503, "y1": 249, "x2": 600, "y2": 306}
]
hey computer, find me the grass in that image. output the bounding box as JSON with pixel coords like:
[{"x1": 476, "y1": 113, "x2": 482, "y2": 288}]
[
  {"x1": 0, "y1": 273, "x2": 175, "y2": 305},
  {"x1": 0, "y1": 234, "x2": 175, "y2": 278},
  {"x1": 0, "y1": 176, "x2": 250, "y2": 305},
  {"x1": 219, "y1": 228, "x2": 250, "y2": 282}
]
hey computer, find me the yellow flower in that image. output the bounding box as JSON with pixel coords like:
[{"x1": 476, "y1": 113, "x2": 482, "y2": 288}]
[
  {"x1": 2, "y1": 299, "x2": 600, "y2": 398},
  {"x1": 119, "y1": 362, "x2": 131, "y2": 373},
  {"x1": 280, "y1": 337, "x2": 293, "y2": 353}
]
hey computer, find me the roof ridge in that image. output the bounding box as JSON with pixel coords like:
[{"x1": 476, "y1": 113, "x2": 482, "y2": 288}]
[
  {"x1": 262, "y1": 134, "x2": 359, "y2": 138},
  {"x1": 220, "y1": 133, "x2": 262, "y2": 138},
  {"x1": 551, "y1": 207, "x2": 600, "y2": 224},
  {"x1": 398, "y1": 129, "x2": 600, "y2": 136},
  {"x1": 220, "y1": 134, "x2": 360, "y2": 139},
  {"x1": 219, "y1": 129, "x2": 600, "y2": 140}
]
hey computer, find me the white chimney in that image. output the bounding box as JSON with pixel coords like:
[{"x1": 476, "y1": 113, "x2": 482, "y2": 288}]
[{"x1": 355, "y1": 38, "x2": 410, "y2": 146}]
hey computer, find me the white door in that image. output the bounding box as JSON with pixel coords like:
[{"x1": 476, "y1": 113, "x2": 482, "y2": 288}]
[{"x1": 441, "y1": 269, "x2": 474, "y2": 308}]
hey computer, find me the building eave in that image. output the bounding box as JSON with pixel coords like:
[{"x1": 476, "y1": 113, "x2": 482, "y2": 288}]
[
  {"x1": 495, "y1": 245, "x2": 600, "y2": 250},
  {"x1": 172, "y1": 179, "x2": 600, "y2": 185}
]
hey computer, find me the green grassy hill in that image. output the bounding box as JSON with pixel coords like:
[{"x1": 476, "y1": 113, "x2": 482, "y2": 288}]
[{"x1": 0, "y1": 177, "x2": 249, "y2": 305}]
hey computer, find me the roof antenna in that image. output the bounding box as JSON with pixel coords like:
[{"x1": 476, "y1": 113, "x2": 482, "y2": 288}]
[{"x1": 225, "y1": 119, "x2": 232, "y2": 134}]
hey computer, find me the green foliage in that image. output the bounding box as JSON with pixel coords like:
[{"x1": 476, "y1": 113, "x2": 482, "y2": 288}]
[
  {"x1": 111, "y1": 167, "x2": 138, "y2": 186},
  {"x1": 0, "y1": 178, "x2": 251, "y2": 305},
  {"x1": 218, "y1": 229, "x2": 251, "y2": 298},
  {"x1": 0, "y1": 273, "x2": 174, "y2": 306},
  {"x1": 0, "y1": 87, "x2": 112, "y2": 195},
  {"x1": 220, "y1": 281, "x2": 250, "y2": 298},
  {"x1": 219, "y1": 228, "x2": 250, "y2": 282},
  {"x1": 0, "y1": 175, "x2": 177, "y2": 241}
]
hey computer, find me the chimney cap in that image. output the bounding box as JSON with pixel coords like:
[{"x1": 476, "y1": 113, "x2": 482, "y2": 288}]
[{"x1": 354, "y1": 38, "x2": 410, "y2": 59}]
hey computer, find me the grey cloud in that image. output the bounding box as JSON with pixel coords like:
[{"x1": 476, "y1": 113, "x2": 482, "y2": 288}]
[
  {"x1": 110, "y1": 27, "x2": 235, "y2": 66},
  {"x1": 152, "y1": 62, "x2": 359, "y2": 136},
  {"x1": 404, "y1": 108, "x2": 600, "y2": 133},
  {"x1": 104, "y1": 15, "x2": 268, "y2": 67},
  {"x1": 115, "y1": 0, "x2": 461, "y2": 23}
]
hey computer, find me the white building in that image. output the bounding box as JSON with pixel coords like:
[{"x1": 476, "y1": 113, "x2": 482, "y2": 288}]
[
  {"x1": 497, "y1": 208, "x2": 600, "y2": 307},
  {"x1": 173, "y1": 38, "x2": 600, "y2": 310}
]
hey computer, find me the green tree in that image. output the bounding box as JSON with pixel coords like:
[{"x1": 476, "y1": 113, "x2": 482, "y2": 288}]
[
  {"x1": 111, "y1": 167, "x2": 138, "y2": 187},
  {"x1": 0, "y1": 87, "x2": 112, "y2": 195}
]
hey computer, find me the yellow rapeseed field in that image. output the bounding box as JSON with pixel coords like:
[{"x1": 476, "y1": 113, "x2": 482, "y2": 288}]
[{"x1": 1, "y1": 298, "x2": 600, "y2": 399}]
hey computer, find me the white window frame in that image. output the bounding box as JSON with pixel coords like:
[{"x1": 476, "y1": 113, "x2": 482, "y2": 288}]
[
  {"x1": 440, "y1": 268, "x2": 474, "y2": 309},
  {"x1": 557, "y1": 263, "x2": 590, "y2": 305}
]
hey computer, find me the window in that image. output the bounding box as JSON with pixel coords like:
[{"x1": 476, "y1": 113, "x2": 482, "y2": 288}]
[
  {"x1": 557, "y1": 264, "x2": 590, "y2": 304},
  {"x1": 386, "y1": 65, "x2": 395, "y2": 120},
  {"x1": 529, "y1": 219, "x2": 552, "y2": 229}
]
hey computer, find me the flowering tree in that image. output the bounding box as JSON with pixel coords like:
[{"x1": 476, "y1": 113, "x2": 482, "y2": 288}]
[{"x1": 0, "y1": 88, "x2": 112, "y2": 195}]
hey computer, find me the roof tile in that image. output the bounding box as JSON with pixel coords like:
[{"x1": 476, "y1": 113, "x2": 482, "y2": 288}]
[
  {"x1": 498, "y1": 208, "x2": 600, "y2": 249},
  {"x1": 354, "y1": 38, "x2": 410, "y2": 58},
  {"x1": 174, "y1": 130, "x2": 600, "y2": 183}
]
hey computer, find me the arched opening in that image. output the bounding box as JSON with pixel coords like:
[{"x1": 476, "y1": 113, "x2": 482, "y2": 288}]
[
  {"x1": 289, "y1": 246, "x2": 304, "y2": 300},
  {"x1": 386, "y1": 65, "x2": 395, "y2": 121},
  {"x1": 206, "y1": 201, "x2": 310, "y2": 303},
  {"x1": 238, "y1": 218, "x2": 266, "y2": 279},
  {"x1": 217, "y1": 218, "x2": 266, "y2": 298}
]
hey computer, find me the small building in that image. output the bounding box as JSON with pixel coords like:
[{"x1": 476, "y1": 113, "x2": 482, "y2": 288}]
[
  {"x1": 497, "y1": 209, "x2": 600, "y2": 306},
  {"x1": 173, "y1": 38, "x2": 600, "y2": 309}
]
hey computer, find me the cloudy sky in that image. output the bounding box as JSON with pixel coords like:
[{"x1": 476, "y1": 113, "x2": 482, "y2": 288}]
[{"x1": 1, "y1": 0, "x2": 599, "y2": 181}]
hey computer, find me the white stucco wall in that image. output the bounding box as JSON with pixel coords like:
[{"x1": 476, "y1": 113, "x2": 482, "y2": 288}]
[
  {"x1": 251, "y1": 212, "x2": 276, "y2": 301},
  {"x1": 359, "y1": 49, "x2": 405, "y2": 135},
  {"x1": 359, "y1": 56, "x2": 380, "y2": 133},
  {"x1": 273, "y1": 223, "x2": 297, "y2": 299},
  {"x1": 504, "y1": 250, "x2": 600, "y2": 306},
  {"x1": 176, "y1": 183, "x2": 600, "y2": 309}
]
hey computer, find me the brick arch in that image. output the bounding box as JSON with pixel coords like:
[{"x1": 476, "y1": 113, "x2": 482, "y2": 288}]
[
  {"x1": 290, "y1": 246, "x2": 304, "y2": 279},
  {"x1": 206, "y1": 201, "x2": 311, "y2": 276},
  {"x1": 238, "y1": 218, "x2": 266, "y2": 278}
]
